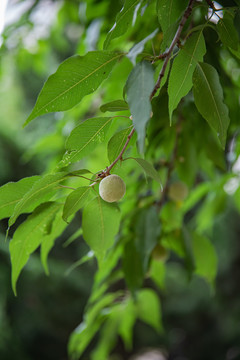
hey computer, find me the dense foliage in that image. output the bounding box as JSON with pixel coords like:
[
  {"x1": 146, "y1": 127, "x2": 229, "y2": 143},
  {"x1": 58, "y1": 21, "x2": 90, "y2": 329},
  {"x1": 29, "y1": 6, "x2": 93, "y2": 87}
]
[{"x1": 1, "y1": 0, "x2": 240, "y2": 359}]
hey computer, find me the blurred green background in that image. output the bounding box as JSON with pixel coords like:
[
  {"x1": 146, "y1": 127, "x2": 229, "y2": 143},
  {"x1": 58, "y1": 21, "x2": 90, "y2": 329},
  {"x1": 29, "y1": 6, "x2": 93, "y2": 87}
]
[{"x1": 1, "y1": 1, "x2": 240, "y2": 359}]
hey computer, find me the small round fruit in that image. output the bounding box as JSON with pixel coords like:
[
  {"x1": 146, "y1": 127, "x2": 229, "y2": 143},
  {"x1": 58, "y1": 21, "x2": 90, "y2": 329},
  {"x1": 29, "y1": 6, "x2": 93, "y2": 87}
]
[
  {"x1": 99, "y1": 174, "x2": 126, "y2": 203},
  {"x1": 168, "y1": 181, "x2": 188, "y2": 202},
  {"x1": 152, "y1": 244, "x2": 169, "y2": 262}
]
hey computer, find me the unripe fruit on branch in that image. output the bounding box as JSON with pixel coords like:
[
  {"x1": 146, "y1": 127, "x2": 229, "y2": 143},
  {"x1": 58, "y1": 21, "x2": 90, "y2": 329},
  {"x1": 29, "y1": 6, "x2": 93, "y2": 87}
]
[
  {"x1": 152, "y1": 244, "x2": 168, "y2": 262},
  {"x1": 99, "y1": 174, "x2": 126, "y2": 203},
  {"x1": 168, "y1": 181, "x2": 188, "y2": 202}
]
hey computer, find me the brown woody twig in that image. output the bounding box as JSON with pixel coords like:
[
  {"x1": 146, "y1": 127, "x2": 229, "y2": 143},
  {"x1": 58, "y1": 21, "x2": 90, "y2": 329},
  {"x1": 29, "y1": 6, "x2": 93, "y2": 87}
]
[{"x1": 99, "y1": 0, "x2": 195, "y2": 178}]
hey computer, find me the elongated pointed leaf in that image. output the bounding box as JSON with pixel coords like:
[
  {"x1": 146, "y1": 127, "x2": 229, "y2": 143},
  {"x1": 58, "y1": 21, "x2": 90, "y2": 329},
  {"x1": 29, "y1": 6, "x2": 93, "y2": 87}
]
[
  {"x1": 130, "y1": 157, "x2": 162, "y2": 185},
  {"x1": 122, "y1": 240, "x2": 144, "y2": 292},
  {"x1": 41, "y1": 207, "x2": 69, "y2": 275},
  {"x1": 10, "y1": 202, "x2": 61, "y2": 295},
  {"x1": 63, "y1": 186, "x2": 95, "y2": 222},
  {"x1": 60, "y1": 117, "x2": 113, "y2": 166},
  {"x1": 136, "y1": 289, "x2": 162, "y2": 333},
  {"x1": 0, "y1": 176, "x2": 40, "y2": 220},
  {"x1": 104, "y1": 0, "x2": 140, "y2": 49},
  {"x1": 126, "y1": 61, "x2": 154, "y2": 152},
  {"x1": 100, "y1": 100, "x2": 129, "y2": 112},
  {"x1": 217, "y1": 13, "x2": 239, "y2": 50},
  {"x1": 168, "y1": 31, "x2": 206, "y2": 121},
  {"x1": 127, "y1": 28, "x2": 158, "y2": 65},
  {"x1": 156, "y1": 0, "x2": 188, "y2": 35},
  {"x1": 192, "y1": 232, "x2": 217, "y2": 286},
  {"x1": 8, "y1": 172, "x2": 66, "y2": 227},
  {"x1": 25, "y1": 51, "x2": 122, "y2": 125},
  {"x1": 193, "y1": 62, "x2": 230, "y2": 148},
  {"x1": 135, "y1": 207, "x2": 161, "y2": 272},
  {"x1": 82, "y1": 196, "x2": 121, "y2": 265},
  {"x1": 108, "y1": 127, "x2": 133, "y2": 163}
]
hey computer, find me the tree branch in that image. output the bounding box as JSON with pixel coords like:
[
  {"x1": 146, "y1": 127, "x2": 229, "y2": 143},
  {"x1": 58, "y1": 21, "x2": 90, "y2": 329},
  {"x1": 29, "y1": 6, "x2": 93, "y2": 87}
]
[
  {"x1": 151, "y1": 0, "x2": 196, "y2": 99},
  {"x1": 99, "y1": 0, "x2": 195, "y2": 178},
  {"x1": 100, "y1": 127, "x2": 135, "y2": 177}
]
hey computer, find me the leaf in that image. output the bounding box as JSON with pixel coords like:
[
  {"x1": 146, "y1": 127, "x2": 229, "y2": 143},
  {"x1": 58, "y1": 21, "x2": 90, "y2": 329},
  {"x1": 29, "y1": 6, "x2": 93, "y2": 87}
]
[
  {"x1": 192, "y1": 232, "x2": 218, "y2": 286},
  {"x1": 104, "y1": 0, "x2": 140, "y2": 49},
  {"x1": 25, "y1": 51, "x2": 122, "y2": 125},
  {"x1": 107, "y1": 127, "x2": 133, "y2": 163},
  {"x1": 136, "y1": 289, "x2": 162, "y2": 333},
  {"x1": 127, "y1": 28, "x2": 158, "y2": 65},
  {"x1": 130, "y1": 157, "x2": 162, "y2": 185},
  {"x1": 8, "y1": 172, "x2": 67, "y2": 228},
  {"x1": 60, "y1": 117, "x2": 113, "y2": 166},
  {"x1": 100, "y1": 100, "x2": 129, "y2": 112},
  {"x1": 9, "y1": 202, "x2": 61, "y2": 295},
  {"x1": 118, "y1": 298, "x2": 136, "y2": 349},
  {"x1": 126, "y1": 61, "x2": 155, "y2": 152},
  {"x1": 0, "y1": 176, "x2": 40, "y2": 220},
  {"x1": 156, "y1": 0, "x2": 188, "y2": 35},
  {"x1": 122, "y1": 240, "x2": 144, "y2": 292},
  {"x1": 150, "y1": 260, "x2": 165, "y2": 289},
  {"x1": 168, "y1": 31, "x2": 206, "y2": 122},
  {"x1": 82, "y1": 196, "x2": 121, "y2": 265},
  {"x1": 217, "y1": 12, "x2": 239, "y2": 50},
  {"x1": 63, "y1": 186, "x2": 95, "y2": 223},
  {"x1": 65, "y1": 251, "x2": 95, "y2": 276},
  {"x1": 41, "y1": 208, "x2": 69, "y2": 275},
  {"x1": 135, "y1": 207, "x2": 161, "y2": 272},
  {"x1": 193, "y1": 62, "x2": 230, "y2": 148}
]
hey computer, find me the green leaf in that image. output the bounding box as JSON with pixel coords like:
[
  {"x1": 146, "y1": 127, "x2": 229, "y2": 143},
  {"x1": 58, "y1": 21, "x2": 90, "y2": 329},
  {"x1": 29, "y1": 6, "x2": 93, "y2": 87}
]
[
  {"x1": 168, "y1": 31, "x2": 206, "y2": 122},
  {"x1": 104, "y1": 0, "x2": 140, "y2": 49},
  {"x1": 217, "y1": 12, "x2": 239, "y2": 50},
  {"x1": 100, "y1": 100, "x2": 129, "y2": 112},
  {"x1": 63, "y1": 186, "x2": 95, "y2": 223},
  {"x1": 193, "y1": 62, "x2": 230, "y2": 148},
  {"x1": 25, "y1": 51, "x2": 122, "y2": 125},
  {"x1": 82, "y1": 196, "x2": 121, "y2": 265},
  {"x1": 0, "y1": 176, "x2": 40, "y2": 220},
  {"x1": 130, "y1": 157, "x2": 162, "y2": 185},
  {"x1": 108, "y1": 127, "x2": 133, "y2": 163},
  {"x1": 135, "y1": 207, "x2": 161, "y2": 272},
  {"x1": 127, "y1": 28, "x2": 158, "y2": 65},
  {"x1": 136, "y1": 289, "x2": 162, "y2": 333},
  {"x1": 192, "y1": 232, "x2": 218, "y2": 286},
  {"x1": 126, "y1": 61, "x2": 155, "y2": 152},
  {"x1": 8, "y1": 172, "x2": 66, "y2": 228},
  {"x1": 156, "y1": 0, "x2": 188, "y2": 35},
  {"x1": 122, "y1": 240, "x2": 144, "y2": 292},
  {"x1": 60, "y1": 117, "x2": 113, "y2": 166},
  {"x1": 150, "y1": 260, "x2": 165, "y2": 289},
  {"x1": 9, "y1": 202, "x2": 61, "y2": 295},
  {"x1": 68, "y1": 293, "x2": 120, "y2": 358},
  {"x1": 41, "y1": 208, "x2": 69, "y2": 275},
  {"x1": 118, "y1": 298, "x2": 136, "y2": 349}
]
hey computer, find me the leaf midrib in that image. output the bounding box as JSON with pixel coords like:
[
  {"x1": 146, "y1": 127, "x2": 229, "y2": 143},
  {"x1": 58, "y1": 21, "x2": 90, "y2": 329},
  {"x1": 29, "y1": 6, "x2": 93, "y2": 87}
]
[
  {"x1": 171, "y1": 32, "x2": 203, "y2": 112},
  {"x1": 30, "y1": 53, "x2": 122, "y2": 119},
  {"x1": 68, "y1": 117, "x2": 113, "y2": 162},
  {"x1": 64, "y1": 187, "x2": 90, "y2": 219},
  {"x1": 10, "y1": 177, "x2": 64, "y2": 226},
  {"x1": 197, "y1": 63, "x2": 224, "y2": 138}
]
